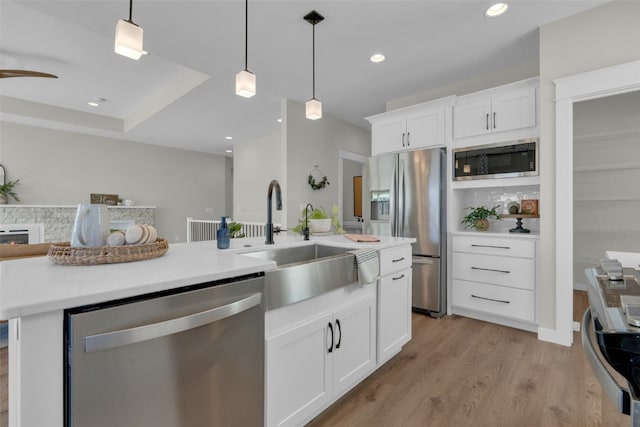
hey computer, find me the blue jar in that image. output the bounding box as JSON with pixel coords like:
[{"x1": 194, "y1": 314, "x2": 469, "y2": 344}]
[{"x1": 217, "y1": 217, "x2": 230, "y2": 249}]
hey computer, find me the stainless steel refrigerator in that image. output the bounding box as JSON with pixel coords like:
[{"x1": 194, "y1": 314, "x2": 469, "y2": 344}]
[{"x1": 365, "y1": 148, "x2": 446, "y2": 317}]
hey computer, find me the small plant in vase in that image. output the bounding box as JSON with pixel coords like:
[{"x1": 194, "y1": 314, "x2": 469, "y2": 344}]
[
  {"x1": 0, "y1": 179, "x2": 20, "y2": 204},
  {"x1": 461, "y1": 205, "x2": 500, "y2": 231}
]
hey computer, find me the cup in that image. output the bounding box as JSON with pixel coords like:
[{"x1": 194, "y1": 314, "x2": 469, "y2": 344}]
[{"x1": 71, "y1": 204, "x2": 110, "y2": 247}]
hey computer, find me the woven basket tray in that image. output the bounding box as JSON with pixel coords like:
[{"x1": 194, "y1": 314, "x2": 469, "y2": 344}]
[{"x1": 48, "y1": 238, "x2": 169, "y2": 266}]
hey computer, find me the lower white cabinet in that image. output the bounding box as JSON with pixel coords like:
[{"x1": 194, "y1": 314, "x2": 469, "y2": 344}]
[
  {"x1": 377, "y1": 267, "x2": 411, "y2": 364},
  {"x1": 265, "y1": 294, "x2": 376, "y2": 427},
  {"x1": 451, "y1": 234, "x2": 537, "y2": 329}
]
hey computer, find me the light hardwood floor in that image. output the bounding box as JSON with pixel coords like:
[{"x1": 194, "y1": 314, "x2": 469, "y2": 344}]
[{"x1": 308, "y1": 291, "x2": 629, "y2": 427}]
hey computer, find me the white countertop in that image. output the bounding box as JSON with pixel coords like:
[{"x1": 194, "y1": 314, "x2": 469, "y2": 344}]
[{"x1": 0, "y1": 233, "x2": 414, "y2": 320}]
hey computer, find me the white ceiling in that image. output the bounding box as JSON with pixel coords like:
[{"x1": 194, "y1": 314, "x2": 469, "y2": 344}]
[{"x1": 0, "y1": 0, "x2": 607, "y2": 155}]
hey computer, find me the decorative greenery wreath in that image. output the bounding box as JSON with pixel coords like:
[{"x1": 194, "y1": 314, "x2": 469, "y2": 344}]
[{"x1": 308, "y1": 166, "x2": 330, "y2": 190}]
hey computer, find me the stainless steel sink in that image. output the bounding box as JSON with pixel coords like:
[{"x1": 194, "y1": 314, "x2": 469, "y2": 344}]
[{"x1": 241, "y1": 244, "x2": 357, "y2": 310}]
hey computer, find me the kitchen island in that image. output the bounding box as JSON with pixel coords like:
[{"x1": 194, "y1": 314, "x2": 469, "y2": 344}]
[{"x1": 0, "y1": 233, "x2": 414, "y2": 427}]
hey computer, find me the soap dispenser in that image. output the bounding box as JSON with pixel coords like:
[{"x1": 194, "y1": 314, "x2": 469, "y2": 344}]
[{"x1": 217, "y1": 217, "x2": 230, "y2": 249}]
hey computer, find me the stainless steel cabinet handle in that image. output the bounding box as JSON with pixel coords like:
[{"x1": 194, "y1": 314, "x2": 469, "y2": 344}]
[
  {"x1": 392, "y1": 257, "x2": 405, "y2": 263},
  {"x1": 401, "y1": 132, "x2": 405, "y2": 147},
  {"x1": 335, "y1": 319, "x2": 342, "y2": 350},
  {"x1": 471, "y1": 294, "x2": 510, "y2": 304},
  {"x1": 486, "y1": 113, "x2": 489, "y2": 130},
  {"x1": 406, "y1": 131, "x2": 410, "y2": 146},
  {"x1": 471, "y1": 266, "x2": 510, "y2": 274},
  {"x1": 493, "y1": 112, "x2": 496, "y2": 129},
  {"x1": 83, "y1": 292, "x2": 262, "y2": 353},
  {"x1": 392, "y1": 274, "x2": 405, "y2": 281},
  {"x1": 471, "y1": 244, "x2": 511, "y2": 250},
  {"x1": 327, "y1": 322, "x2": 334, "y2": 353}
]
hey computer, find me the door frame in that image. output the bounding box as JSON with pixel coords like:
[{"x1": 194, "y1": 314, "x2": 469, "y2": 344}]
[
  {"x1": 338, "y1": 150, "x2": 367, "y2": 232},
  {"x1": 553, "y1": 59, "x2": 640, "y2": 346}
]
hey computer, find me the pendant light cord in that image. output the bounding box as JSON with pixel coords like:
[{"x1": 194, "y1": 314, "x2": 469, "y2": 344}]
[
  {"x1": 244, "y1": 0, "x2": 249, "y2": 71},
  {"x1": 312, "y1": 23, "x2": 316, "y2": 99},
  {"x1": 128, "y1": 0, "x2": 134, "y2": 23}
]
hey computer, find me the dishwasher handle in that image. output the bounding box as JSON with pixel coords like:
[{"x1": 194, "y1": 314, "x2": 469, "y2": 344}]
[{"x1": 83, "y1": 292, "x2": 262, "y2": 353}]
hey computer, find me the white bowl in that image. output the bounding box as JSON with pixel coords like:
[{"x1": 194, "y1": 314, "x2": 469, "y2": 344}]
[{"x1": 309, "y1": 218, "x2": 332, "y2": 233}]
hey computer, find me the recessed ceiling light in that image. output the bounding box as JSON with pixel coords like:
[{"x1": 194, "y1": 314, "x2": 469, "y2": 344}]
[
  {"x1": 88, "y1": 102, "x2": 100, "y2": 107},
  {"x1": 276, "y1": 118, "x2": 282, "y2": 123},
  {"x1": 485, "y1": 3, "x2": 508, "y2": 17},
  {"x1": 225, "y1": 136, "x2": 233, "y2": 140},
  {"x1": 370, "y1": 53, "x2": 385, "y2": 63},
  {"x1": 225, "y1": 149, "x2": 233, "y2": 153}
]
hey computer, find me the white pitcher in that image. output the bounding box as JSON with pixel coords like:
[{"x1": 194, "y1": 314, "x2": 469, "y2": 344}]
[{"x1": 71, "y1": 204, "x2": 110, "y2": 247}]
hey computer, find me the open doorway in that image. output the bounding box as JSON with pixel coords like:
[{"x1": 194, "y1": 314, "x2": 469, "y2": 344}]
[{"x1": 338, "y1": 150, "x2": 367, "y2": 234}]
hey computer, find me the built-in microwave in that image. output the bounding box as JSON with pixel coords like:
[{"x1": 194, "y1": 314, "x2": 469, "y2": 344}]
[{"x1": 453, "y1": 138, "x2": 538, "y2": 181}]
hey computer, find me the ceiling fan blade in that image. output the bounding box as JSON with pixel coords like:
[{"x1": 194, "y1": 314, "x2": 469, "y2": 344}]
[{"x1": 0, "y1": 69, "x2": 58, "y2": 79}]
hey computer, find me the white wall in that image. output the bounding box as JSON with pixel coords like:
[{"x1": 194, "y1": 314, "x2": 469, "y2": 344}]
[
  {"x1": 0, "y1": 121, "x2": 227, "y2": 242},
  {"x1": 233, "y1": 131, "x2": 283, "y2": 223},
  {"x1": 539, "y1": 0, "x2": 640, "y2": 329},
  {"x1": 284, "y1": 99, "x2": 370, "y2": 229}
]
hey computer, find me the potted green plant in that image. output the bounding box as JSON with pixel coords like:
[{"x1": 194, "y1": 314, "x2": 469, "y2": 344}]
[
  {"x1": 461, "y1": 205, "x2": 500, "y2": 231},
  {"x1": 0, "y1": 179, "x2": 20, "y2": 204}
]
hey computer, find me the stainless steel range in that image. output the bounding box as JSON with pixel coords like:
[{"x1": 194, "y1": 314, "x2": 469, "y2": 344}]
[{"x1": 583, "y1": 261, "x2": 640, "y2": 424}]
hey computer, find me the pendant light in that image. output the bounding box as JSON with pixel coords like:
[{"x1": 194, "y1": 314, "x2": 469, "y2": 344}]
[
  {"x1": 236, "y1": 0, "x2": 256, "y2": 98},
  {"x1": 114, "y1": 0, "x2": 144, "y2": 60},
  {"x1": 304, "y1": 10, "x2": 324, "y2": 120}
]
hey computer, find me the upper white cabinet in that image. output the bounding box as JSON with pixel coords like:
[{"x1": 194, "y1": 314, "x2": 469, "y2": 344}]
[
  {"x1": 367, "y1": 96, "x2": 455, "y2": 156},
  {"x1": 452, "y1": 78, "x2": 539, "y2": 145}
]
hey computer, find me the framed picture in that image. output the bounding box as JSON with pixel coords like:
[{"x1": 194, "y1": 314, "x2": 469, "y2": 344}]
[
  {"x1": 0, "y1": 164, "x2": 5, "y2": 185},
  {"x1": 90, "y1": 193, "x2": 119, "y2": 206}
]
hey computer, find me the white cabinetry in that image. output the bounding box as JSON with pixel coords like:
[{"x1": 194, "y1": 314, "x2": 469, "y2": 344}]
[
  {"x1": 451, "y1": 234, "x2": 537, "y2": 331},
  {"x1": 377, "y1": 245, "x2": 412, "y2": 364},
  {"x1": 367, "y1": 96, "x2": 455, "y2": 156},
  {"x1": 265, "y1": 285, "x2": 376, "y2": 427},
  {"x1": 452, "y1": 78, "x2": 538, "y2": 145}
]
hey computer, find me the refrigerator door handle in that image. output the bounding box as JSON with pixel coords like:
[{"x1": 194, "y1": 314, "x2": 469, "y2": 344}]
[
  {"x1": 399, "y1": 158, "x2": 406, "y2": 235},
  {"x1": 390, "y1": 157, "x2": 398, "y2": 236}
]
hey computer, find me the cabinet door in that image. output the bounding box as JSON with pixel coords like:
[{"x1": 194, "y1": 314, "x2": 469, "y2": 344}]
[
  {"x1": 371, "y1": 115, "x2": 406, "y2": 155},
  {"x1": 332, "y1": 295, "x2": 376, "y2": 398},
  {"x1": 405, "y1": 107, "x2": 445, "y2": 150},
  {"x1": 265, "y1": 313, "x2": 333, "y2": 427},
  {"x1": 378, "y1": 268, "x2": 411, "y2": 364},
  {"x1": 491, "y1": 88, "x2": 536, "y2": 133},
  {"x1": 453, "y1": 99, "x2": 492, "y2": 139}
]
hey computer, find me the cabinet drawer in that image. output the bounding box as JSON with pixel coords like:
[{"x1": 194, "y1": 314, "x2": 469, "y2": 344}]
[
  {"x1": 379, "y1": 245, "x2": 412, "y2": 275},
  {"x1": 452, "y1": 279, "x2": 534, "y2": 322},
  {"x1": 452, "y1": 235, "x2": 534, "y2": 258},
  {"x1": 452, "y1": 253, "x2": 534, "y2": 290}
]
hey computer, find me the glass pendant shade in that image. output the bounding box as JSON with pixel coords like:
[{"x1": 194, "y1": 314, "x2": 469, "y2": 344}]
[
  {"x1": 236, "y1": 69, "x2": 256, "y2": 98},
  {"x1": 306, "y1": 98, "x2": 322, "y2": 120},
  {"x1": 463, "y1": 163, "x2": 471, "y2": 174},
  {"x1": 114, "y1": 20, "x2": 143, "y2": 60}
]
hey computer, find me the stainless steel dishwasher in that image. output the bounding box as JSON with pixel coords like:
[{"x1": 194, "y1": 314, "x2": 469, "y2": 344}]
[{"x1": 64, "y1": 273, "x2": 265, "y2": 427}]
